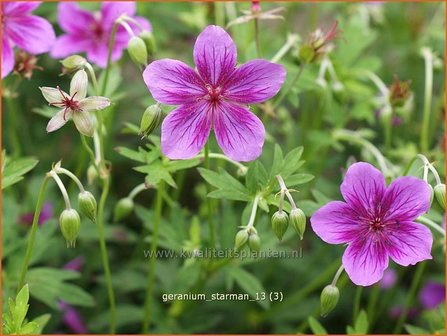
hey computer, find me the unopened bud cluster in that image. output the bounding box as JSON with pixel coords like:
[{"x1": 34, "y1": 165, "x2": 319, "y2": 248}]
[
  {"x1": 298, "y1": 21, "x2": 339, "y2": 64},
  {"x1": 234, "y1": 227, "x2": 260, "y2": 252}
]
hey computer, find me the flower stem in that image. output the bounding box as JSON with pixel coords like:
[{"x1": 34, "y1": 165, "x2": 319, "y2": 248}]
[
  {"x1": 352, "y1": 286, "x2": 363, "y2": 324},
  {"x1": 254, "y1": 18, "x2": 261, "y2": 58},
  {"x1": 417, "y1": 215, "x2": 446, "y2": 237},
  {"x1": 142, "y1": 181, "x2": 164, "y2": 333},
  {"x1": 128, "y1": 183, "x2": 149, "y2": 200},
  {"x1": 331, "y1": 264, "x2": 344, "y2": 286},
  {"x1": 246, "y1": 194, "x2": 261, "y2": 229},
  {"x1": 101, "y1": 21, "x2": 119, "y2": 96},
  {"x1": 5, "y1": 96, "x2": 22, "y2": 157},
  {"x1": 276, "y1": 175, "x2": 297, "y2": 210},
  {"x1": 97, "y1": 176, "x2": 116, "y2": 334},
  {"x1": 85, "y1": 62, "x2": 99, "y2": 96},
  {"x1": 55, "y1": 167, "x2": 85, "y2": 193},
  {"x1": 273, "y1": 63, "x2": 305, "y2": 109},
  {"x1": 270, "y1": 34, "x2": 299, "y2": 63},
  {"x1": 17, "y1": 176, "x2": 50, "y2": 292},
  {"x1": 49, "y1": 171, "x2": 71, "y2": 209},
  {"x1": 420, "y1": 48, "x2": 434, "y2": 152},
  {"x1": 204, "y1": 142, "x2": 216, "y2": 247},
  {"x1": 393, "y1": 262, "x2": 426, "y2": 334},
  {"x1": 195, "y1": 152, "x2": 247, "y2": 173},
  {"x1": 366, "y1": 284, "x2": 380, "y2": 325}
]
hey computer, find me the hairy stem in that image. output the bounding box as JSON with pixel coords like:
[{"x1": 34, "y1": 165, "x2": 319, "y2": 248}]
[
  {"x1": 17, "y1": 176, "x2": 50, "y2": 292},
  {"x1": 142, "y1": 181, "x2": 165, "y2": 333},
  {"x1": 420, "y1": 48, "x2": 434, "y2": 152},
  {"x1": 273, "y1": 64, "x2": 305, "y2": 109},
  {"x1": 204, "y1": 143, "x2": 216, "y2": 247}
]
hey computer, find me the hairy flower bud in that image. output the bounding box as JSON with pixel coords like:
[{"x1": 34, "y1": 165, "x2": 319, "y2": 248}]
[
  {"x1": 248, "y1": 232, "x2": 261, "y2": 252},
  {"x1": 61, "y1": 55, "x2": 87, "y2": 74},
  {"x1": 78, "y1": 191, "x2": 97, "y2": 222},
  {"x1": 434, "y1": 184, "x2": 446, "y2": 210},
  {"x1": 60, "y1": 209, "x2": 81, "y2": 248},
  {"x1": 271, "y1": 210, "x2": 289, "y2": 240},
  {"x1": 234, "y1": 229, "x2": 249, "y2": 250},
  {"x1": 290, "y1": 208, "x2": 306, "y2": 240},
  {"x1": 140, "y1": 105, "x2": 163, "y2": 138},
  {"x1": 139, "y1": 31, "x2": 156, "y2": 56},
  {"x1": 388, "y1": 76, "x2": 412, "y2": 108},
  {"x1": 113, "y1": 197, "x2": 134, "y2": 221},
  {"x1": 128, "y1": 36, "x2": 148, "y2": 66},
  {"x1": 320, "y1": 284, "x2": 339, "y2": 317}
]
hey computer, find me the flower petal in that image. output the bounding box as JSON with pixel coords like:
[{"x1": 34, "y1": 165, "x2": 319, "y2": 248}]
[
  {"x1": 40, "y1": 87, "x2": 68, "y2": 104},
  {"x1": 47, "y1": 109, "x2": 71, "y2": 133},
  {"x1": 386, "y1": 221, "x2": 432, "y2": 266},
  {"x1": 343, "y1": 238, "x2": 389, "y2": 286},
  {"x1": 101, "y1": 2, "x2": 136, "y2": 28},
  {"x1": 223, "y1": 60, "x2": 286, "y2": 103},
  {"x1": 3, "y1": 2, "x2": 41, "y2": 16},
  {"x1": 6, "y1": 15, "x2": 55, "y2": 54},
  {"x1": 70, "y1": 70, "x2": 88, "y2": 100},
  {"x1": 143, "y1": 59, "x2": 206, "y2": 105},
  {"x1": 72, "y1": 111, "x2": 94, "y2": 137},
  {"x1": 51, "y1": 34, "x2": 92, "y2": 59},
  {"x1": 161, "y1": 101, "x2": 212, "y2": 159},
  {"x1": 340, "y1": 162, "x2": 386, "y2": 216},
  {"x1": 79, "y1": 97, "x2": 111, "y2": 111},
  {"x1": 2, "y1": 37, "x2": 14, "y2": 78},
  {"x1": 310, "y1": 201, "x2": 361, "y2": 244},
  {"x1": 213, "y1": 101, "x2": 265, "y2": 162},
  {"x1": 56, "y1": 3, "x2": 95, "y2": 34},
  {"x1": 383, "y1": 176, "x2": 431, "y2": 222},
  {"x1": 193, "y1": 25, "x2": 237, "y2": 86}
]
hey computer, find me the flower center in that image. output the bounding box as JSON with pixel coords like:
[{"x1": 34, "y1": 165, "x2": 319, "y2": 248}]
[
  {"x1": 50, "y1": 87, "x2": 81, "y2": 120},
  {"x1": 204, "y1": 84, "x2": 223, "y2": 103},
  {"x1": 369, "y1": 217, "x2": 384, "y2": 232}
]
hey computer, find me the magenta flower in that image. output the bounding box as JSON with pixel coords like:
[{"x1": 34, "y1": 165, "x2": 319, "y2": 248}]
[
  {"x1": 58, "y1": 301, "x2": 88, "y2": 334},
  {"x1": 379, "y1": 268, "x2": 397, "y2": 289},
  {"x1": 1, "y1": 2, "x2": 56, "y2": 78},
  {"x1": 419, "y1": 281, "x2": 445, "y2": 309},
  {"x1": 19, "y1": 202, "x2": 53, "y2": 226},
  {"x1": 51, "y1": 2, "x2": 151, "y2": 68},
  {"x1": 311, "y1": 162, "x2": 433, "y2": 286},
  {"x1": 143, "y1": 25, "x2": 286, "y2": 162},
  {"x1": 63, "y1": 256, "x2": 85, "y2": 272}
]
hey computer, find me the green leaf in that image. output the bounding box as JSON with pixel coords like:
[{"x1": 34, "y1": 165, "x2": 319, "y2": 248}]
[
  {"x1": 135, "y1": 163, "x2": 177, "y2": 188},
  {"x1": 269, "y1": 144, "x2": 284, "y2": 179},
  {"x1": 404, "y1": 324, "x2": 431, "y2": 335},
  {"x1": 19, "y1": 322, "x2": 39, "y2": 335},
  {"x1": 228, "y1": 267, "x2": 270, "y2": 309},
  {"x1": 284, "y1": 173, "x2": 314, "y2": 187},
  {"x1": 2, "y1": 156, "x2": 38, "y2": 190},
  {"x1": 166, "y1": 158, "x2": 201, "y2": 172},
  {"x1": 281, "y1": 146, "x2": 304, "y2": 178},
  {"x1": 31, "y1": 314, "x2": 51, "y2": 334},
  {"x1": 246, "y1": 161, "x2": 269, "y2": 194},
  {"x1": 115, "y1": 146, "x2": 146, "y2": 163},
  {"x1": 354, "y1": 310, "x2": 368, "y2": 334},
  {"x1": 308, "y1": 316, "x2": 328, "y2": 335},
  {"x1": 198, "y1": 167, "x2": 250, "y2": 201}
]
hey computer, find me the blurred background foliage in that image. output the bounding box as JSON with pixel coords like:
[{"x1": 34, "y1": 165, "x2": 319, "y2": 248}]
[{"x1": 2, "y1": 1, "x2": 445, "y2": 334}]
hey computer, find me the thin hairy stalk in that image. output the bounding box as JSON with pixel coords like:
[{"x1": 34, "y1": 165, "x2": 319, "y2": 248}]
[
  {"x1": 420, "y1": 48, "x2": 433, "y2": 152},
  {"x1": 331, "y1": 264, "x2": 344, "y2": 286},
  {"x1": 393, "y1": 262, "x2": 426, "y2": 333},
  {"x1": 204, "y1": 143, "x2": 216, "y2": 247},
  {"x1": 17, "y1": 176, "x2": 50, "y2": 292},
  {"x1": 273, "y1": 64, "x2": 305, "y2": 109},
  {"x1": 254, "y1": 18, "x2": 261, "y2": 57},
  {"x1": 142, "y1": 181, "x2": 165, "y2": 333},
  {"x1": 270, "y1": 34, "x2": 299, "y2": 63},
  {"x1": 195, "y1": 152, "x2": 247, "y2": 173},
  {"x1": 417, "y1": 216, "x2": 446, "y2": 237},
  {"x1": 101, "y1": 21, "x2": 118, "y2": 96},
  {"x1": 56, "y1": 167, "x2": 85, "y2": 192}
]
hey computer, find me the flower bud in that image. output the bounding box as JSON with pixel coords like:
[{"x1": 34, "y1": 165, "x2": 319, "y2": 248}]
[
  {"x1": 271, "y1": 211, "x2": 289, "y2": 240},
  {"x1": 434, "y1": 184, "x2": 446, "y2": 210},
  {"x1": 113, "y1": 197, "x2": 134, "y2": 221},
  {"x1": 388, "y1": 76, "x2": 412, "y2": 108},
  {"x1": 127, "y1": 36, "x2": 148, "y2": 66},
  {"x1": 87, "y1": 165, "x2": 98, "y2": 185},
  {"x1": 139, "y1": 105, "x2": 162, "y2": 138},
  {"x1": 320, "y1": 284, "x2": 339, "y2": 317},
  {"x1": 139, "y1": 31, "x2": 156, "y2": 56},
  {"x1": 248, "y1": 233, "x2": 261, "y2": 252},
  {"x1": 61, "y1": 55, "x2": 87, "y2": 74},
  {"x1": 60, "y1": 209, "x2": 81, "y2": 248},
  {"x1": 234, "y1": 229, "x2": 249, "y2": 250},
  {"x1": 78, "y1": 191, "x2": 97, "y2": 222},
  {"x1": 290, "y1": 208, "x2": 306, "y2": 240},
  {"x1": 298, "y1": 44, "x2": 316, "y2": 64}
]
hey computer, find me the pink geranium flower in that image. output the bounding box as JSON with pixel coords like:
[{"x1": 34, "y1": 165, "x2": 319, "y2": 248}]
[
  {"x1": 311, "y1": 162, "x2": 433, "y2": 286},
  {"x1": 143, "y1": 25, "x2": 286, "y2": 162},
  {"x1": 1, "y1": 1, "x2": 56, "y2": 78},
  {"x1": 51, "y1": 2, "x2": 151, "y2": 68}
]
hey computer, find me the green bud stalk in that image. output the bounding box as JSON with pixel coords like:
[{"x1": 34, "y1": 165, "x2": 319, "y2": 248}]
[
  {"x1": 290, "y1": 208, "x2": 306, "y2": 240},
  {"x1": 128, "y1": 36, "x2": 148, "y2": 66},
  {"x1": 139, "y1": 31, "x2": 156, "y2": 56},
  {"x1": 60, "y1": 209, "x2": 81, "y2": 248},
  {"x1": 78, "y1": 191, "x2": 97, "y2": 222},
  {"x1": 140, "y1": 105, "x2": 163, "y2": 138},
  {"x1": 320, "y1": 284, "x2": 340, "y2": 317},
  {"x1": 271, "y1": 210, "x2": 289, "y2": 240},
  {"x1": 114, "y1": 197, "x2": 134, "y2": 221},
  {"x1": 434, "y1": 184, "x2": 446, "y2": 210},
  {"x1": 234, "y1": 229, "x2": 249, "y2": 250}
]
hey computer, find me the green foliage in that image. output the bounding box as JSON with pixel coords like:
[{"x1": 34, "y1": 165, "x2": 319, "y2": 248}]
[
  {"x1": 2, "y1": 151, "x2": 38, "y2": 190},
  {"x1": 2, "y1": 285, "x2": 50, "y2": 335},
  {"x1": 308, "y1": 316, "x2": 328, "y2": 335}
]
